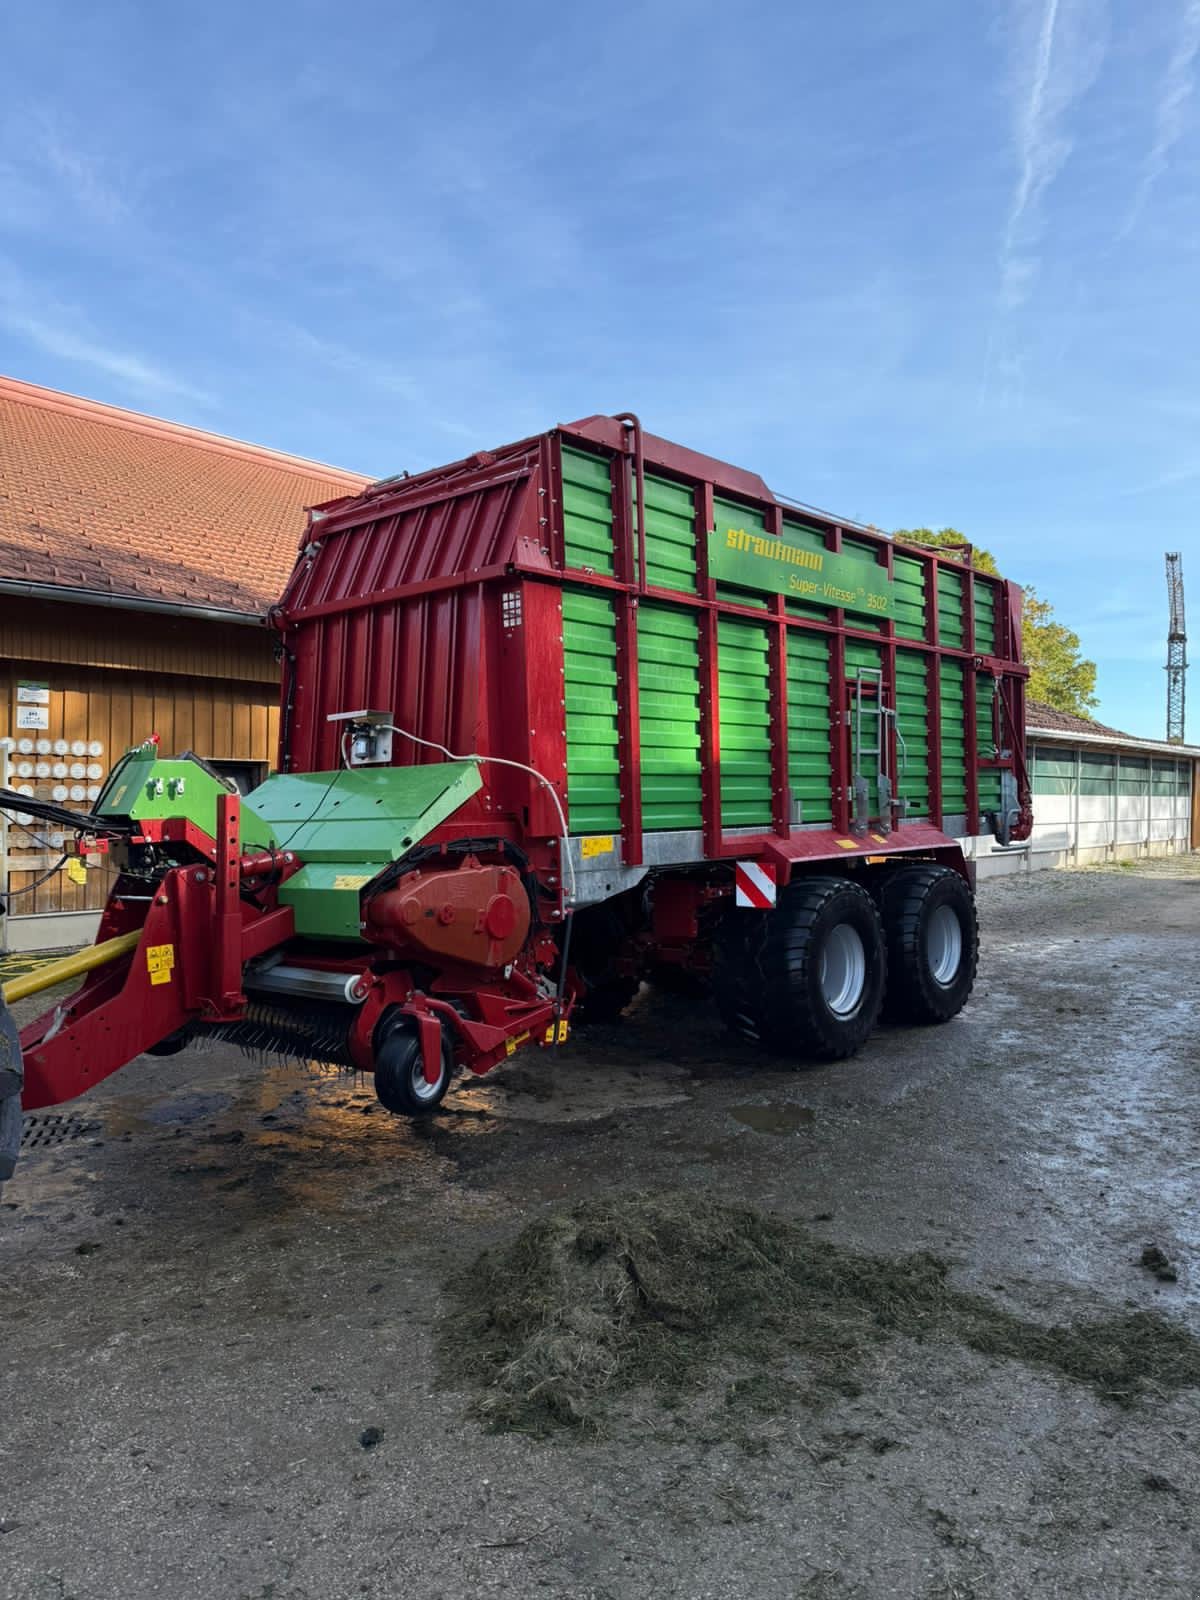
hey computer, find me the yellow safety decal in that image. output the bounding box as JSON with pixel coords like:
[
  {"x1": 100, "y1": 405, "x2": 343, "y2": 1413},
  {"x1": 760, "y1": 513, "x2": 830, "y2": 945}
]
[
  {"x1": 66, "y1": 857, "x2": 88, "y2": 886},
  {"x1": 580, "y1": 835, "x2": 615, "y2": 860},
  {"x1": 835, "y1": 838, "x2": 858, "y2": 850},
  {"x1": 870, "y1": 833, "x2": 888, "y2": 844},
  {"x1": 542, "y1": 1019, "x2": 569, "y2": 1044},
  {"x1": 333, "y1": 874, "x2": 370, "y2": 890},
  {"x1": 505, "y1": 1029, "x2": 532, "y2": 1057},
  {"x1": 146, "y1": 943, "x2": 175, "y2": 986}
]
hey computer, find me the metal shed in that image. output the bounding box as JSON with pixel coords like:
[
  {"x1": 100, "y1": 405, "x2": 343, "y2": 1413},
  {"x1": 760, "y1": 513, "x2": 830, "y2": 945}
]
[{"x1": 965, "y1": 702, "x2": 1199, "y2": 876}]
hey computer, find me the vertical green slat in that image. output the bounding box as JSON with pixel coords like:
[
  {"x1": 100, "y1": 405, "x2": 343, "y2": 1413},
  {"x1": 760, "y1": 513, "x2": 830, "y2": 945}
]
[
  {"x1": 718, "y1": 616, "x2": 773, "y2": 826},
  {"x1": 938, "y1": 659, "x2": 967, "y2": 817},
  {"x1": 895, "y1": 649, "x2": 930, "y2": 817},
  {"x1": 893, "y1": 553, "x2": 927, "y2": 641},
  {"x1": 843, "y1": 537, "x2": 883, "y2": 633},
  {"x1": 786, "y1": 630, "x2": 832, "y2": 824},
  {"x1": 937, "y1": 568, "x2": 965, "y2": 648},
  {"x1": 976, "y1": 673, "x2": 1002, "y2": 814},
  {"x1": 845, "y1": 640, "x2": 883, "y2": 793},
  {"x1": 637, "y1": 473, "x2": 698, "y2": 593},
  {"x1": 638, "y1": 603, "x2": 703, "y2": 829},
  {"x1": 562, "y1": 445, "x2": 615, "y2": 577},
  {"x1": 974, "y1": 578, "x2": 997, "y2": 655},
  {"x1": 562, "y1": 588, "x2": 621, "y2": 831}
]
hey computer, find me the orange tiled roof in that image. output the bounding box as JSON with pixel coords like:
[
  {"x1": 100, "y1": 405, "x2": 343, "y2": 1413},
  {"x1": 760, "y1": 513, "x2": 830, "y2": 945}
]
[{"x1": 0, "y1": 375, "x2": 369, "y2": 616}]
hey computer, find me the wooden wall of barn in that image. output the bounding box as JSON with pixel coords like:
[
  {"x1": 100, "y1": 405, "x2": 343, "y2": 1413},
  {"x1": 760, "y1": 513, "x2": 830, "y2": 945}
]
[{"x1": 1, "y1": 598, "x2": 279, "y2": 925}]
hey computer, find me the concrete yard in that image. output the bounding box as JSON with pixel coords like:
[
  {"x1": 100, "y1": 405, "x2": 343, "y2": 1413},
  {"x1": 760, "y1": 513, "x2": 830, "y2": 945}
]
[{"x1": 3, "y1": 858, "x2": 1198, "y2": 1600}]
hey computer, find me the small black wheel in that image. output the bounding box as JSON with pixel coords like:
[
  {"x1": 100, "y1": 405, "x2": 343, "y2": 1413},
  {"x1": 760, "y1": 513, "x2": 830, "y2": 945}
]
[
  {"x1": 716, "y1": 876, "x2": 887, "y2": 1062},
  {"x1": 879, "y1": 865, "x2": 978, "y2": 1024},
  {"x1": 372, "y1": 1017, "x2": 454, "y2": 1116}
]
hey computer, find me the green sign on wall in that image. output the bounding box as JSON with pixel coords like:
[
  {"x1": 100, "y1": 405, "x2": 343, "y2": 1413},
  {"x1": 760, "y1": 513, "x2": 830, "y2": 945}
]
[{"x1": 708, "y1": 520, "x2": 894, "y2": 618}]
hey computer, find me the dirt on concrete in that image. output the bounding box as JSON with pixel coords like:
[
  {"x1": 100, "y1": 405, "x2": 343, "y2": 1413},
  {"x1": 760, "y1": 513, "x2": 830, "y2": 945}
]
[{"x1": 2, "y1": 857, "x2": 1199, "y2": 1599}]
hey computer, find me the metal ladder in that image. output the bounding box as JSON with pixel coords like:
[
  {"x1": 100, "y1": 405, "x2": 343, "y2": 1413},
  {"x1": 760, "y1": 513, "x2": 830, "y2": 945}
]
[{"x1": 849, "y1": 668, "x2": 906, "y2": 836}]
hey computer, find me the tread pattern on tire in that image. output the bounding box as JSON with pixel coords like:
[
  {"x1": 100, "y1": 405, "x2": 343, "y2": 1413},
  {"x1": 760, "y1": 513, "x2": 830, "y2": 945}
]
[
  {"x1": 879, "y1": 864, "x2": 978, "y2": 1024},
  {"x1": 715, "y1": 875, "x2": 887, "y2": 1062}
]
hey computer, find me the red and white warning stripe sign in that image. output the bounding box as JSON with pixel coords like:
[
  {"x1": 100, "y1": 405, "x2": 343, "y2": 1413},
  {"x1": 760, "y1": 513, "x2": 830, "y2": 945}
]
[{"x1": 735, "y1": 860, "x2": 778, "y2": 909}]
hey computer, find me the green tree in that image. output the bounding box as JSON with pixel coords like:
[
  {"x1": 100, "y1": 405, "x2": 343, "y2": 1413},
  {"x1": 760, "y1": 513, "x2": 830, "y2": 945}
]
[{"x1": 893, "y1": 528, "x2": 1098, "y2": 718}]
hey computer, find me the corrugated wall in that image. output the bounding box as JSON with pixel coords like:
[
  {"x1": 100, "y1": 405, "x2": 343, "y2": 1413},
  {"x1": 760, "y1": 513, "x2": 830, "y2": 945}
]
[{"x1": 2, "y1": 599, "x2": 280, "y2": 927}]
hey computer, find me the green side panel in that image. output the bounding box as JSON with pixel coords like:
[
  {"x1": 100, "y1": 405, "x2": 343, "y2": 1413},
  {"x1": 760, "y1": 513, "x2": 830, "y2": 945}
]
[
  {"x1": 973, "y1": 578, "x2": 997, "y2": 655},
  {"x1": 895, "y1": 650, "x2": 930, "y2": 818},
  {"x1": 637, "y1": 603, "x2": 703, "y2": 830},
  {"x1": 842, "y1": 537, "x2": 884, "y2": 633},
  {"x1": 718, "y1": 616, "x2": 773, "y2": 827},
  {"x1": 893, "y1": 553, "x2": 927, "y2": 641},
  {"x1": 845, "y1": 640, "x2": 883, "y2": 792},
  {"x1": 784, "y1": 518, "x2": 834, "y2": 623},
  {"x1": 938, "y1": 660, "x2": 968, "y2": 816},
  {"x1": 562, "y1": 587, "x2": 622, "y2": 833},
  {"x1": 786, "y1": 630, "x2": 832, "y2": 824},
  {"x1": 98, "y1": 754, "x2": 277, "y2": 852},
  {"x1": 937, "y1": 568, "x2": 965, "y2": 648},
  {"x1": 976, "y1": 674, "x2": 1003, "y2": 816},
  {"x1": 637, "y1": 473, "x2": 697, "y2": 593},
  {"x1": 248, "y1": 761, "x2": 483, "y2": 940},
  {"x1": 562, "y1": 444, "x2": 615, "y2": 577},
  {"x1": 714, "y1": 496, "x2": 770, "y2": 609}
]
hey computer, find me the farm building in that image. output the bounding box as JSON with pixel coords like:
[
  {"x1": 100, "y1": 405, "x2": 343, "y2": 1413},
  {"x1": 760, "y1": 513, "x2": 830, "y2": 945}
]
[
  {"x1": 967, "y1": 701, "x2": 1200, "y2": 876},
  {"x1": 0, "y1": 375, "x2": 367, "y2": 952}
]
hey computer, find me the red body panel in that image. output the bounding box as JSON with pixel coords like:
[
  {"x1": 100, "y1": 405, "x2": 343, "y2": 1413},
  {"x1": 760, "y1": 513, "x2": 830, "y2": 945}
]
[{"x1": 276, "y1": 415, "x2": 1031, "y2": 866}]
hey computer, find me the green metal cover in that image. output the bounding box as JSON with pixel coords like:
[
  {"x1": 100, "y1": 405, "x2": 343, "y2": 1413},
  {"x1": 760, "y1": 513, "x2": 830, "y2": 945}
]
[
  {"x1": 845, "y1": 640, "x2": 883, "y2": 797},
  {"x1": 786, "y1": 631, "x2": 832, "y2": 824},
  {"x1": 562, "y1": 446, "x2": 615, "y2": 576},
  {"x1": 939, "y1": 661, "x2": 968, "y2": 815},
  {"x1": 937, "y1": 568, "x2": 965, "y2": 648},
  {"x1": 248, "y1": 762, "x2": 482, "y2": 939},
  {"x1": 718, "y1": 617, "x2": 773, "y2": 826},
  {"x1": 893, "y1": 552, "x2": 926, "y2": 641},
  {"x1": 638, "y1": 473, "x2": 698, "y2": 593},
  {"x1": 974, "y1": 579, "x2": 997, "y2": 654},
  {"x1": 895, "y1": 650, "x2": 930, "y2": 817},
  {"x1": 638, "y1": 603, "x2": 703, "y2": 829},
  {"x1": 561, "y1": 588, "x2": 622, "y2": 833},
  {"x1": 98, "y1": 755, "x2": 277, "y2": 852}
]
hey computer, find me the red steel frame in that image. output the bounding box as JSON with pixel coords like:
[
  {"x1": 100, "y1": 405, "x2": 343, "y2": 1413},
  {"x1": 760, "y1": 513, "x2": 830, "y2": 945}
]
[{"x1": 276, "y1": 413, "x2": 1031, "y2": 889}]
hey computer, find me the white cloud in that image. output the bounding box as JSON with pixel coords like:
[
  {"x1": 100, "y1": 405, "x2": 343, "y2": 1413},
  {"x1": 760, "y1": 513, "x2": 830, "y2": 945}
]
[
  {"x1": 983, "y1": 0, "x2": 1108, "y2": 406},
  {"x1": 0, "y1": 260, "x2": 210, "y2": 403},
  {"x1": 1120, "y1": 0, "x2": 1200, "y2": 236}
]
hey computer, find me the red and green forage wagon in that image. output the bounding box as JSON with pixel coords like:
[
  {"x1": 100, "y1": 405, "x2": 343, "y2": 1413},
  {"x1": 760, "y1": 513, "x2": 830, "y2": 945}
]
[{"x1": 3, "y1": 414, "x2": 1031, "y2": 1129}]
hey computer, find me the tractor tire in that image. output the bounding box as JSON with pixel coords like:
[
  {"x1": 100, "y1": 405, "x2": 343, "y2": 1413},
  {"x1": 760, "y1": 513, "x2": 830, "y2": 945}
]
[
  {"x1": 715, "y1": 876, "x2": 887, "y2": 1062},
  {"x1": 879, "y1": 865, "x2": 978, "y2": 1024},
  {"x1": 372, "y1": 1018, "x2": 454, "y2": 1117}
]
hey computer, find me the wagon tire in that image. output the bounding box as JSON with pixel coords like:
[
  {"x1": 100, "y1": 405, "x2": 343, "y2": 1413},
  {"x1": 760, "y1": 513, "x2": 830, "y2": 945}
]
[
  {"x1": 716, "y1": 876, "x2": 887, "y2": 1062},
  {"x1": 879, "y1": 865, "x2": 978, "y2": 1024}
]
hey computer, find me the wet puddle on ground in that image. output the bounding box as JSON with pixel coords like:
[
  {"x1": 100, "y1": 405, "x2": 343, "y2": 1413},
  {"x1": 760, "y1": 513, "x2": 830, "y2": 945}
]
[{"x1": 728, "y1": 1102, "x2": 815, "y2": 1135}]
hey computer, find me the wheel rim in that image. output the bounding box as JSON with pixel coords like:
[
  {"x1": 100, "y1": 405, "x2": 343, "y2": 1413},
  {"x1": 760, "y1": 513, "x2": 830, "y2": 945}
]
[
  {"x1": 409, "y1": 1051, "x2": 446, "y2": 1103},
  {"x1": 819, "y1": 923, "x2": 867, "y2": 1017},
  {"x1": 926, "y1": 904, "x2": 963, "y2": 987}
]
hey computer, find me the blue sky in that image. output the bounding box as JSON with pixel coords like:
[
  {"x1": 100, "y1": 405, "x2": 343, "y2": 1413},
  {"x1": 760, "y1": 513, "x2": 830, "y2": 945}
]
[{"x1": 2, "y1": 0, "x2": 1197, "y2": 738}]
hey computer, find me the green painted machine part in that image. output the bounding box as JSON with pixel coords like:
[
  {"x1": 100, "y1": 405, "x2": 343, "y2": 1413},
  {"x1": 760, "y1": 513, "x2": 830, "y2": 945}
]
[
  {"x1": 96, "y1": 754, "x2": 277, "y2": 853},
  {"x1": 246, "y1": 761, "x2": 483, "y2": 939},
  {"x1": 96, "y1": 754, "x2": 483, "y2": 941}
]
